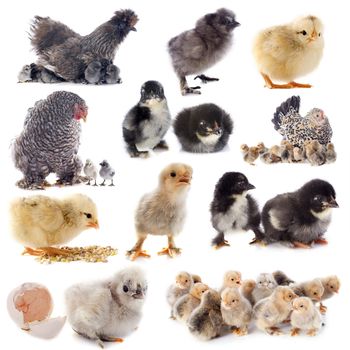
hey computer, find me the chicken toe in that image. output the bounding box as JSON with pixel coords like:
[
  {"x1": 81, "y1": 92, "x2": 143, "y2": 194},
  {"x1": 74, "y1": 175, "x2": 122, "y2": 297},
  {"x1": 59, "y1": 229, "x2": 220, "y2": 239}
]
[
  {"x1": 291, "y1": 327, "x2": 300, "y2": 336},
  {"x1": 194, "y1": 74, "x2": 219, "y2": 84}
]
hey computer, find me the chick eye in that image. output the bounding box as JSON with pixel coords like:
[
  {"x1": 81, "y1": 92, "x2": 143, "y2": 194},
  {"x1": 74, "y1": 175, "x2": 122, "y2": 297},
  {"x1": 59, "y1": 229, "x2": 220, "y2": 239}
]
[
  {"x1": 330, "y1": 286, "x2": 334, "y2": 289},
  {"x1": 170, "y1": 171, "x2": 176, "y2": 177},
  {"x1": 300, "y1": 305, "x2": 304, "y2": 308},
  {"x1": 288, "y1": 294, "x2": 292, "y2": 298},
  {"x1": 199, "y1": 121, "x2": 205, "y2": 126},
  {"x1": 302, "y1": 30, "x2": 307, "y2": 35},
  {"x1": 318, "y1": 33, "x2": 321, "y2": 37},
  {"x1": 185, "y1": 280, "x2": 188, "y2": 283},
  {"x1": 231, "y1": 278, "x2": 234, "y2": 281},
  {"x1": 84, "y1": 213, "x2": 92, "y2": 219},
  {"x1": 313, "y1": 292, "x2": 317, "y2": 295},
  {"x1": 123, "y1": 285, "x2": 129, "y2": 293}
]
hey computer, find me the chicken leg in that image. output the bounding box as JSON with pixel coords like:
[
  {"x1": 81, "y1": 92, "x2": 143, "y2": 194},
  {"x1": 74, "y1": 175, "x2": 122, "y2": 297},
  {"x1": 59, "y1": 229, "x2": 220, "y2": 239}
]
[
  {"x1": 158, "y1": 235, "x2": 181, "y2": 258},
  {"x1": 180, "y1": 76, "x2": 201, "y2": 95},
  {"x1": 22, "y1": 246, "x2": 73, "y2": 256},
  {"x1": 319, "y1": 302, "x2": 327, "y2": 314},
  {"x1": 292, "y1": 241, "x2": 311, "y2": 249},
  {"x1": 314, "y1": 238, "x2": 328, "y2": 245},
  {"x1": 233, "y1": 326, "x2": 248, "y2": 336},
  {"x1": 194, "y1": 74, "x2": 219, "y2": 84},
  {"x1": 126, "y1": 234, "x2": 150, "y2": 261},
  {"x1": 267, "y1": 326, "x2": 283, "y2": 335},
  {"x1": 290, "y1": 327, "x2": 300, "y2": 336},
  {"x1": 261, "y1": 73, "x2": 312, "y2": 89},
  {"x1": 212, "y1": 232, "x2": 230, "y2": 249}
]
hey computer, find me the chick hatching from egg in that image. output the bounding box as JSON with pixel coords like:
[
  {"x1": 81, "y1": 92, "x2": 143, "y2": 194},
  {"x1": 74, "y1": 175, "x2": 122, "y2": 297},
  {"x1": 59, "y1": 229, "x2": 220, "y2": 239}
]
[
  {"x1": 173, "y1": 283, "x2": 209, "y2": 323},
  {"x1": 174, "y1": 103, "x2": 233, "y2": 153},
  {"x1": 290, "y1": 297, "x2": 322, "y2": 336},
  {"x1": 187, "y1": 290, "x2": 230, "y2": 340},
  {"x1": 253, "y1": 16, "x2": 323, "y2": 88},
  {"x1": 123, "y1": 81, "x2": 171, "y2": 158},
  {"x1": 10, "y1": 193, "x2": 99, "y2": 256},
  {"x1": 84, "y1": 159, "x2": 98, "y2": 186},
  {"x1": 65, "y1": 266, "x2": 147, "y2": 348},
  {"x1": 318, "y1": 275, "x2": 340, "y2": 313},
  {"x1": 221, "y1": 287, "x2": 252, "y2": 336},
  {"x1": 126, "y1": 163, "x2": 192, "y2": 260},
  {"x1": 253, "y1": 286, "x2": 297, "y2": 335},
  {"x1": 99, "y1": 160, "x2": 115, "y2": 186}
]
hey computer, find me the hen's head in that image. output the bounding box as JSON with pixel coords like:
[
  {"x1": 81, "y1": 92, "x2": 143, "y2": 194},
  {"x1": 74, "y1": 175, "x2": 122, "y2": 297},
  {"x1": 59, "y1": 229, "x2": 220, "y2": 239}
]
[
  {"x1": 203, "y1": 8, "x2": 240, "y2": 35},
  {"x1": 307, "y1": 108, "x2": 328, "y2": 126},
  {"x1": 47, "y1": 91, "x2": 88, "y2": 122},
  {"x1": 110, "y1": 9, "x2": 138, "y2": 34}
]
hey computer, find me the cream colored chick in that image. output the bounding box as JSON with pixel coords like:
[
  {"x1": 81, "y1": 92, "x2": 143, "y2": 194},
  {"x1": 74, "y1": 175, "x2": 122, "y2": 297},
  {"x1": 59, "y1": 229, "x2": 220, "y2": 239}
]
[
  {"x1": 257, "y1": 142, "x2": 268, "y2": 155},
  {"x1": 241, "y1": 279, "x2": 256, "y2": 305},
  {"x1": 219, "y1": 271, "x2": 242, "y2": 292},
  {"x1": 253, "y1": 286, "x2": 297, "y2": 335},
  {"x1": 126, "y1": 163, "x2": 192, "y2": 260},
  {"x1": 10, "y1": 194, "x2": 99, "y2": 256},
  {"x1": 173, "y1": 283, "x2": 209, "y2": 323},
  {"x1": 293, "y1": 146, "x2": 305, "y2": 162},
  {"x1": 253, "y1": 16, "x2": 324, "y2": 89},
  {"x1": 318, "y1": 275, "x2": 340, "y2": 313},
  {"x1": 290, "y1": 297, "x2": 322, "y2": 336},
  {"x1": 260, "y1": 145, "x2": 282, "y2": 164},
  {"x1": 292, "y1": 279, "x2": 324, "y2": 302},
  {"x1": 167, "y1": 272, "x2": 194, "y2": 310},
  {"x1": 304, "y1": 140, "x2": 326, "y2": 166},
  {"x1": 221, "y1": 287, "x2": 252, "y2": 336},
  {"x1": 241, "y1": 144, "x2": 259, "y2": 165},
  {"x1": 325, "y1": 143, "x2": 337, "y2": 163}
]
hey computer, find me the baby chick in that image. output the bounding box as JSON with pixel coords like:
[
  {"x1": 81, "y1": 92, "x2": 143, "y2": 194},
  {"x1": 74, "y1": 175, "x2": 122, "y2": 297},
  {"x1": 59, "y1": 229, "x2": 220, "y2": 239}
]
[
  {"x1": 99, "y1": 160, "x2": 115, "y2": 186},
  {"x1": 84, "y1": 61, "x2": 104, "y2": 84},
  {"x1": 293, "y1": 146, "x2": 305, "y2": 163},
  {"x1": 104, "y1": 64, "x2": 121, "y2": 84},
  {"x1": 272, "y1": 271, "x2": 295, "y2": 286},
  {"x1": 173, "y1": 283, "x2": 209, "y2": 323},
  {"x1": 292, "y1": 279, "x2": 324, "y2": 302},
  {"x1": 173, "y1": 103, "x2": 233, "y2": 153},
  {"x1": 318, "y1": 275, "x2": 340, "y2": 313},
  {"x1": 260, "y1": 145, "x2": 282, "y2": 164},
  {"x1": 10, "y1": 194, "x2": 99, "y2": 256},
  {"x1": 243, "y1": 273, "x2": 278, "y2": 305},
  {"x1": 211, "y1": 172, "x2": 262, "y2": 248},
  {"x1": 84, "y1": 159, "x2": 98, "y2": 186},
  {"x1": 187, "y1": 290, "x2": 229, "y2": 340},
  {"x1": 167, "y1": 272, "x2": 194, "y2": 309},
  {"x1": 220, "y1": 270, "x2": 242, "y2": 292},
  {"x1": 253, "y1": 16, "x2": 324, "y2": 88},
  {"x1": 290, "y1": 297, "x2": 322, "y2": 336},
  {"x1": 241, "y1": 144, "x2": 259, "y2": 165},
  {"x1": 241, "y1": 279, "x2": 256, "y2": 305},
  {"x1": 257, "y1": 142, "x2": 268, "y2": 155},
  {"x1": 253, "y1": 286, "x2": 297, "y2": 335},
  {"x1": 65, "y1": 266, "x2": 147, "y2": 348},
  {"x1": 127, "y1": 163, "x2": 192, "y2": 260},
  {"x1": 325, "y1": 143, "x2": 337, "y2": 163},
  {"x1": 221, "y1": 287, "x2": 252, "y2": 336},
  {"x1": 304, "y1": 140, "x2": 326, "y2": 166},
  {"x1": 280, "y1": 140, "x2": 294, "y2": 163},
  {"x1": 259, "y1": 179, "x2": 338, "y2": 248}
]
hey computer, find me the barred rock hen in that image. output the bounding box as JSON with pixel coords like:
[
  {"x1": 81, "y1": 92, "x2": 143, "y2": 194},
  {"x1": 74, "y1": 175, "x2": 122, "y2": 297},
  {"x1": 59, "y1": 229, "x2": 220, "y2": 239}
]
[
  {"x1": 12, "y1": 91, "x2": 87, "y2": 189},
  {"x1": 272, "y1": 96, "x2": 332, "y2": 147},
  {"x1": 25, "y1": 10, "x2": 138, "y2": 83}
]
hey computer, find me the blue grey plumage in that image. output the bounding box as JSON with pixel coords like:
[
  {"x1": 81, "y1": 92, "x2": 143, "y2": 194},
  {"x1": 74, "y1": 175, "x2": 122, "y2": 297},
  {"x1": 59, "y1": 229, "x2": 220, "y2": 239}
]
[
  {"x1": 12, "y1": 91, "x2": 87, "y2": 189},
  {"x1": 99, "y1": 160, "x2": 115, "y2": 186}
]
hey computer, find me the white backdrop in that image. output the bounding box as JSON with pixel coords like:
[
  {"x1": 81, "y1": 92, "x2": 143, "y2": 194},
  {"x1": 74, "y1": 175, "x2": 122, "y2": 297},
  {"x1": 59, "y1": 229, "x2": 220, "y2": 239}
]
[{"x1": 1, "y1": 0, "x2": 349, "y2": 349}]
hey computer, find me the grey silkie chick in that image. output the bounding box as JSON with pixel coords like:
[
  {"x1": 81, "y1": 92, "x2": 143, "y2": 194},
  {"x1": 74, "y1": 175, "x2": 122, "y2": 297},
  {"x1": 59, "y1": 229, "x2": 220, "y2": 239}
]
[
  {"x1": 304, "y1": 140, "x2": 326, "y2": 166},
  {"x1": 250, "y1": 273, "x2": 278, "y2": 304},
  {"x1": 272, "y1": 271, "x2": 295, "y2": 286},
  {"x1": 11, "y1": 91, "x2": 87, "y2": 189},
  {"x1": 187, "y1": 290, "x2": 230, "y2": 340},
  {"x1": 18, "y1": 63, "x2": 64, "y2": 83},
  {"x1": 168, "y1": 8, "x2": 240, "y2": 95},
  {"x1": 325, "y1": 143, "x2": 337, "y2": 163},
  {"x1": 99, "y1": 160, "x2": 115, "y2": 186},
  {"x1": 84, "y1": 61, "x2": 104, "y2": 84},
  {"x1": 84, "y1": 159, "x2": 98, "y2": 186},
  {"x1": 172, "y1": 283, "x2": 209, "y2": 323},
  {"x1": 65, "y1": 266, "x2": 147, "y2": 348},
  {"x1": 221, "y1": 287, "x2": 252, "y2": 336},
  {"x1": 104, "y1": 64, "x2": 121, "y2": 84}
]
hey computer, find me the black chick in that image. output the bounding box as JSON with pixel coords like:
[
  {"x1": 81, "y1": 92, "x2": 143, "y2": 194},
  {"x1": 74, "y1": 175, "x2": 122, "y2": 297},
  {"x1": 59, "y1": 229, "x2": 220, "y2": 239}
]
[
  {"x1": 174, "y1": 103, "x2": 233, "y2": 153},
  {"x1": 210, "y1": 172, "x2": 262, "y2": 249},
  {"x1": 258, "y1": 179, "x2": 339, "y2": 248},
  {"x1": 122, "y1": 81, "x2": 171, "y2": 158},
  {"x1": 168, "y1": 8, "x2": 240, "y2": 95}
]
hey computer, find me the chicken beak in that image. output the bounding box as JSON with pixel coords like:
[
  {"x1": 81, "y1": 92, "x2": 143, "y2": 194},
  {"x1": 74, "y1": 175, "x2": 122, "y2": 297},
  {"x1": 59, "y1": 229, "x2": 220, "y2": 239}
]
[
  {"x1": 246, "y1": 183, "x2": 255, "y2": 191},
  {"x1": 327, "y1": 198, "x2": 339, "y2": 208},
  {"x1": 310, "y1": 30, "x2": 317, "y2": 41},
  {"x1": 87, "y1": 220, "x2": 99, "y2": 229},
  {"x1": 178, "y1": 176, "x2": 191, "y2": 185},
  {"x1": 131, "y1": 27, "x2": 137, "y2": 32}
]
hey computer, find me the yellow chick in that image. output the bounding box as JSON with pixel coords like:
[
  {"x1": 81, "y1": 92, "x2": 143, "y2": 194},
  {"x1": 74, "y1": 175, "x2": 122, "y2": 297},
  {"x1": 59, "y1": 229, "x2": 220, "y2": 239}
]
[
  {"x1": 220, "y1": 271, "x2": 242, "y2": 292},
  {"x1": 253, "y1": 16, "x2": 324, "y2": 89},
  {"x1": 126, "y1": 163, "x2": 193, "y2": 260},
  {"x1": 221, "y1": 287, "x2": 252, "y2": 336},
  {"x1": 290, "y1": 297, "x2": 322, "y2": 336},
  {"x1": 10, "y1": 194, "x2": 99, "y2": 256},
  {"x1": 253, "y1": 286, "x2": 297, "y2": 335},
  {"x1": 318, "y1": 275, "x2": 340, "y2": 314}
]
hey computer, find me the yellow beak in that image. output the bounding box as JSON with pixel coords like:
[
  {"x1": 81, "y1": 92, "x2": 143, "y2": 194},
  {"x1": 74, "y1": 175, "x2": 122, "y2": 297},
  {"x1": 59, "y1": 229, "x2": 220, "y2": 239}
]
[{"x1": 87, "y1": 220, "x2": 99, "y2": 229}]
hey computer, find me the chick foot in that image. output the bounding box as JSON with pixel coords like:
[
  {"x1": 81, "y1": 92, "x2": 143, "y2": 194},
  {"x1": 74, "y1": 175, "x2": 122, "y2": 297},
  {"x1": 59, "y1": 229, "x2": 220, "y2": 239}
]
[
  {"x1": 289, "y1": 81, "x2": 312, "y2": 88},
  {"x1": 126, "y1": 249, "x2": 151, "y2": 261},
  {"x1": 101, "y1": 336, "x2": 124, "y2": 343},
  {"x1": 319, "y1": 303, "x2": 327, "y2": 314},
  {"x1": 153, "y1": 140, "x2": 169, "y2": 151},
  {"x1": 290, "y1": 327, "x2": 300, "y2": 336},
  {"x1": 261, "y1": 73, "x2": 293, "y2": 89},
  {"x1": 292, "y1": 241, "x2": 311, "y2": 249},
  {"x1": 307, "y1": 329, "x2": 317, "y2": 336},
  {"x1": 249, "y1": 238, "x2": 267, "y2": 246},
  {"x1": 233, "y1": 327, "x2": 248, "y2": 336},
  {"x1": 266, "y1": 326, "x2": 283, "y2": 336},
  {"x1": 213, "y1": 240, "x2": 230, "y2": 250},
  {"x1": 314, "y1": 238, "x2": 328, "y2": 245},
  {"x1": 22, "y1": 246, "x2": 72, "y2": 257},
  {"x1": 194, "y1": 74, "x2": 219, "y2": 84},
  {"x1": 157, "y1": 247, "x2": 181, "y2": 258},
  {"x1": 181, "y1": 86, "x2": 202, "y2": 95}
]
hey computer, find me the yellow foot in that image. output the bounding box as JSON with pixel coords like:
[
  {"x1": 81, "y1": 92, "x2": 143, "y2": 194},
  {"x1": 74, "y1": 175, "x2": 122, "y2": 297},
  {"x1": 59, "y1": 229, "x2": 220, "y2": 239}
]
[
  {"x1": 267, "y1": 327, "x2": 283, "y2": 336},
  {"x1": 319, "y1": 303, "x2": 327, "y2": 314},
  {"x1": 213, "y1": 240, "x2": 230, "y2": 250},
  {"x1": 307, "y1": 329, "x2": 317, "y2": 336},
  {"x1": 314, "y1": 238, "x2": 328, "y2": 245},
  {"x1": 249, "y1": 238, "x2": 266, "y2": 246},
  {"x1": 293, "y1": 241, "x2": 311, "y2": 249},
  {"x1": 233, "y1": 327, "x2": 248, "y2": 336},
  {"x1": 157, "y1": 247, "x2": 181, "y2": 258},
  {"x1": 22, "y1": 246, "x2": 72, "y2": 256},
  {"x1": 291, "y1": 328, "x2": 300, "y2": 336},
  {"x1": 126, "y1": 249, "x2": 150, "y2": 261},
  {"x1": 289, "y1": 81, "x2": 312, "y2": 88}
]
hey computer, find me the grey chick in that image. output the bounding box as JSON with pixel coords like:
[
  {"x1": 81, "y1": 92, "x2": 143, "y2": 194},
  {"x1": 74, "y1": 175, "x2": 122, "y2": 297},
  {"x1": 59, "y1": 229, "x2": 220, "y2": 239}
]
[
  {"x1": 18, "y1": 63, "x2": 64, "y2": 83},
  {"x1": 105, "y1": 64, "x2": 121, "y2": 84},
  {"x1": 221, "y1": 287, "x2": 252, "y2": 336},
  {"x1": 84, "y1": 61, "x2": 104, "y2": 84},
  {"x1": 18, "y1": 64, "x2": 34, "y2": 82},
  {"x1": 253, "y1": 286, "x2": 297, "y2": 335},
  {"x1": 290, "y1": 297, "x2": 322, "y2": 336},
  {"x1": 173, "y1": 283, "x2": 209, "y2": 323},
  {"x1": 99, "y1": 160, "x2": 115, "y2": 186},
  {"x1": 272, "y1": 271, "x2": 295, "y2": 286},
  {"x1": 168, "y1": 8, "x2": 240, "y2": 95},
  {"x1": 187, "y1": 289, "x2": 230, "y2": 340},
  {"x1": 84, "y1": 159, "x2": 98, "y2": 186},
  {"x1": 325, "y1": 143, "x2": 337, "y2": 163},
  {"x1": 304, "y1": 140, "x2": 326, "y2": 166},
  {"x1": 251, "y1": 273, "x2": 278, "y2": 304},
  {"x1": 292, "y1": 278, "x2": 324, "y2": 302},
  {"x1": 65, "y1": 266, "x2": 147, "y2": 348}
]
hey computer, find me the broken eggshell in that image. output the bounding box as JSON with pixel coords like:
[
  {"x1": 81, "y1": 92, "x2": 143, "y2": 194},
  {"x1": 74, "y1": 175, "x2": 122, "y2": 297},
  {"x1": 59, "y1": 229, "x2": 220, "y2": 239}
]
[{"x1": 7, "y1": 282, "x2": 66, "y2": 339}]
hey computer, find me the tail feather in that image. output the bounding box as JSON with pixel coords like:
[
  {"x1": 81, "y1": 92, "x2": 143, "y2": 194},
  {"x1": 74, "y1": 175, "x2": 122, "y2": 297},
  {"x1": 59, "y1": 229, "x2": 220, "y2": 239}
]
[
  {"x1": 272, "y1": 271, "x2": 295, "y2": 286},
  {"x1": 272, "y1": 96, "x2": 300, "y2": 133}
]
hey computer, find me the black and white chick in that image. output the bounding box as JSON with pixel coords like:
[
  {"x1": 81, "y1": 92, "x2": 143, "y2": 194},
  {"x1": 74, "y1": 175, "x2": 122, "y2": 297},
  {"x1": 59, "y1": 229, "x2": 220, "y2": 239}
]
[
  {"x1": 210, "y1": 172, "x2": 262, "y2": 249},
  {"x1": 174, "y1": 103, "x2": 233, "y2": 153},
  {"x1": 122, "y1": 81, "x2": 171, "y2": 158},
  {"x1": 99, "y1": 160, "x2": 115, "y2": 186},
  {"x1": 256, "y1": 179, "x2": 339, "y2": 248}
]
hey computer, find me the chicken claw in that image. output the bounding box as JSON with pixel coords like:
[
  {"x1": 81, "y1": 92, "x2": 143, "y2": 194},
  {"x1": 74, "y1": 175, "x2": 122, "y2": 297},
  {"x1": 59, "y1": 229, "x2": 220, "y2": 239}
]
[
  {"x1": 314, "y1": 238, "x2": 328, "y2": 245},
  {"x1": 194, "y1": 74, "x2": 219, "y2": 84},
  {"x1": 233, "y1": 327, "x2": 248, "y2": 336},
  {"x1": 292, "y1": 241, "x2": 311, "y2": 249},
  {"x1": 126, "y1": 249, "x2": 151, "y2": 261},
  {"x1": 22, "y1": 246, "x2": 72, "y2": 256},
  {"x1": 289, "y1": 81, "x2": 312, "y2": 88},
  {"x1": 157, "y1": 247, "x2": 181, "y2": 258},
  {"x1": 213, "y1": 240, "x2": 230, "y2": 250},
  {"x1": 307, "y1": 329, "x2": 317, "y2": 336},
  {"x1": 319, "y1": 303, "x2": 327, "y2": 314},
  {"x1": 290, "y1": 327, "x2": 300, "y2": 336},
  {"x1": 267, "y1": 326, "x2": 283, "y2": 335}
]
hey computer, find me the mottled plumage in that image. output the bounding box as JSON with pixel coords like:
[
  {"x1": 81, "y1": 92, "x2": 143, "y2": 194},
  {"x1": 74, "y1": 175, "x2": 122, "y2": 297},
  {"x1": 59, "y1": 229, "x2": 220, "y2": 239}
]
[
  {"x1": 272, "y1": 96, "x2": 332, "y2": 147},
  {"x1": 12, "y1": 91, "x2": 87, "y2": 189}
]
